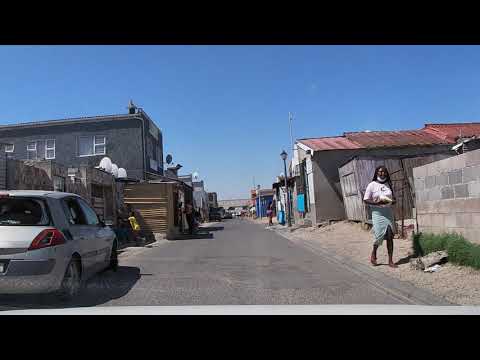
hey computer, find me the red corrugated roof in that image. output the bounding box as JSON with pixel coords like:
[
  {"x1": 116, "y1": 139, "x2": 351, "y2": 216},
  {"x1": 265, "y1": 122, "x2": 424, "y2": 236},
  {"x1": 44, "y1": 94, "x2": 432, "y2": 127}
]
[
  {"x1": 344, "y1": 129, "x2": 450, "y2": 148},
  {"x1": 423, "y1": 123, "x2": 480, "y2": 142},
  {"x1": 298, "y1": 123, "x2": 480, "y2": 152},
  {"x1": 298, "y1": 136, "x2": 362, "y2": 151}
]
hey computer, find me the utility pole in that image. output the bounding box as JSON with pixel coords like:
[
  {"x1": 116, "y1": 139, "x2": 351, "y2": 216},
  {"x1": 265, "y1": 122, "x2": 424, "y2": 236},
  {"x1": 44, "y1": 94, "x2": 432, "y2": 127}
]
[{"x1": 289, "y1": 112, "x2": 294, "y2": 153}]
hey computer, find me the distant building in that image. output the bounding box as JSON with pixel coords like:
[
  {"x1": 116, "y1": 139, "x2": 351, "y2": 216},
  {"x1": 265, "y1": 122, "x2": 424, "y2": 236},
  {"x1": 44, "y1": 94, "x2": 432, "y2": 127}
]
[
  {"x1": 208, "y1": 192, "x2": 218, "y2": 208},
  {"x1": 0, "y1": 101, "x2": 164, "y2": 181}
]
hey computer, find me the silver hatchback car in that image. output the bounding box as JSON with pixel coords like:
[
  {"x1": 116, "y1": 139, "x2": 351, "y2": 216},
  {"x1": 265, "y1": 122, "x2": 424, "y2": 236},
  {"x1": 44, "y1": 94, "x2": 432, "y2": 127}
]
[{"x1": 0, "y1": 190, "x2": 118, "y2": 300}]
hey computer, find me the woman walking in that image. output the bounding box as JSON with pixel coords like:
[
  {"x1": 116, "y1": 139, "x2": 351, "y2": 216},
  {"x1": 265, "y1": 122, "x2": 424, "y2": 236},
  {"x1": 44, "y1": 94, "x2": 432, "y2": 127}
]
[
  {"x1": 266, "y1": 202, "x2": 274, "y2": 226},
  {"x1": 363, "y1": 166, "x2": 398, "y2": 268}
]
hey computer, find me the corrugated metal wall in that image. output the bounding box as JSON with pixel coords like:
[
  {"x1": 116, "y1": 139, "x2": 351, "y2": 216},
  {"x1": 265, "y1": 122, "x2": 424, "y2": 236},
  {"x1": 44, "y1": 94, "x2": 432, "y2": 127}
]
[{"x1": 339, "y1": 153, "x2": 452, "y2": 223}]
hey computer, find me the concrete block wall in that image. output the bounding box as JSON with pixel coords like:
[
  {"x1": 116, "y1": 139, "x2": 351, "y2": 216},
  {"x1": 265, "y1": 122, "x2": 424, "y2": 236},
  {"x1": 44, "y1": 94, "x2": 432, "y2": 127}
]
[{"x1": 413, "y1": 148, "x2": 480, "y2": 244}]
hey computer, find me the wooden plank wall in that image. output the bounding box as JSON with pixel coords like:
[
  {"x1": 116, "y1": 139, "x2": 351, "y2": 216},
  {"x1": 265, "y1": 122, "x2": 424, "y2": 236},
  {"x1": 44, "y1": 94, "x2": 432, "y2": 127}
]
[
  {"x1": 123, "y1": 183, "x2": 175, "y2": 235},
  {"x1": 340, "y1": 158, "x2": 366, "y2": 221}
]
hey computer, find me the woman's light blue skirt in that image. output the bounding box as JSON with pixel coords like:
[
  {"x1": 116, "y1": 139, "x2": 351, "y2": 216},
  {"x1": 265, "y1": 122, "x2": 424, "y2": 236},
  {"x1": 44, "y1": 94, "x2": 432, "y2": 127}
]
[{"x1": 371, "y1": 206, "x2": 395, "y2": 246}]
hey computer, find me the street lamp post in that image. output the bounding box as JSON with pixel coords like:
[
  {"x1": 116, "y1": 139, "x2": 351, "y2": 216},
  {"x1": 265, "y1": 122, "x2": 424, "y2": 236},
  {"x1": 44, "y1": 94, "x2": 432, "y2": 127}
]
[{"x1": 280, "y1": 150, "x2": 292, "y2": 227}]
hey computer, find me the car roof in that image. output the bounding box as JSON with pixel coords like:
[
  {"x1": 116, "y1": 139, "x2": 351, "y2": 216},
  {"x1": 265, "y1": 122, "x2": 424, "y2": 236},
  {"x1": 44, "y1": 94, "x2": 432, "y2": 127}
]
[{"x1": 1, "y1": 190, "x2": 81, "y2": 199}]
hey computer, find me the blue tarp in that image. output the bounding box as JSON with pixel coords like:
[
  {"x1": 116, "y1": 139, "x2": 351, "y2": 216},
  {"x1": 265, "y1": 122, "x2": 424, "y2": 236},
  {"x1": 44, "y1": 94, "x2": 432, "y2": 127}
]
[{"x1": 297, "y1": 194, "x2": 305, "y2": 213}]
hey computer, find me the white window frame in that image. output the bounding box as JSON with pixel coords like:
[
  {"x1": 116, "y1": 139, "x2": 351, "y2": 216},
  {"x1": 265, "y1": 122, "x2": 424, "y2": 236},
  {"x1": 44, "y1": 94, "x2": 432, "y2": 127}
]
[
  {"x1": 27, "y1": 141, "x2": 37, "y2": 160},
  {"x1": 5, "y1": 144, "x2": 14, "y2": 153},
  {"x1": 94, "y1": 135, "x2": 106, "y2": 155},
  {"x1": 78, "y1": 135, "x2": 106, "y2": 157},
  {"x1": 45, "y1": 139, "x2": 56, "y2": 160}
]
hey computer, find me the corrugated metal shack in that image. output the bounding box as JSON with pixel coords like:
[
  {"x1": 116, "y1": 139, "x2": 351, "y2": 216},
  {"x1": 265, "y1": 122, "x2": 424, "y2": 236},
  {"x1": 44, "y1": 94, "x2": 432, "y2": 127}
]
[{"x1": 339, "y1": 153, "x2": 452, "y2": 225}]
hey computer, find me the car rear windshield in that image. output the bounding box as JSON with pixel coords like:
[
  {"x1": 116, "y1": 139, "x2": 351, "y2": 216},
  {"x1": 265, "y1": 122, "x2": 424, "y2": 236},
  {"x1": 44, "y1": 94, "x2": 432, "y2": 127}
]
[{"x1": 0, "y1": 197, "x2": 51, "y2": 226}]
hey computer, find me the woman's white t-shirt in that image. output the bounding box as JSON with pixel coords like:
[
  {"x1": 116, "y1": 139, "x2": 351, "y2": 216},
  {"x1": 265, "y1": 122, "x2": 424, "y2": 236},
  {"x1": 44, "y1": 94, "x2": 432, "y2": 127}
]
[{"x1": 363, "y1": 181, "x2": 393, "y2": 206}]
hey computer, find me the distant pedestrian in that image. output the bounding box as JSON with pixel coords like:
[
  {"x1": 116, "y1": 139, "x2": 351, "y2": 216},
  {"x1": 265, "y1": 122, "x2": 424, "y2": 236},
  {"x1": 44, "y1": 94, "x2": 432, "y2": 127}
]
[
  {"x1": 266, "y1": 202, "x2": 274, "y2": 226},
  {"x1": 363, "y1": 166, "x2": 397, "y2": 268},
  {"x1": 184, "y1": 203, "x2": 195, "y2": 234}
]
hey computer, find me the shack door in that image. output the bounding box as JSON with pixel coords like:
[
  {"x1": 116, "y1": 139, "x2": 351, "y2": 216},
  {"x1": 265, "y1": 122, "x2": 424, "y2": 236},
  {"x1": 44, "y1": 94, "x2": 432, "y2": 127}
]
[{"x1": 340, "y1": 170, "x2": 367, "y2": 222}]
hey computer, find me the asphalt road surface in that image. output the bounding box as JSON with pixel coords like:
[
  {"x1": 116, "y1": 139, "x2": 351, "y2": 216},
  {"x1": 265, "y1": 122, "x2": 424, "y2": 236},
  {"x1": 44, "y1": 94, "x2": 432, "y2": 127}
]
[{"x1": 0, "y1": 219, "x2": 419, "y2": 310}]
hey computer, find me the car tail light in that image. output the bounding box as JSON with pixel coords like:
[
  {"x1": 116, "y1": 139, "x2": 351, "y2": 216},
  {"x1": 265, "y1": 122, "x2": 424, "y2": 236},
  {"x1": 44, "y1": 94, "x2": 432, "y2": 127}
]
[{"x1": 28, "y1": 229, "x2": 66, "y2": 251}]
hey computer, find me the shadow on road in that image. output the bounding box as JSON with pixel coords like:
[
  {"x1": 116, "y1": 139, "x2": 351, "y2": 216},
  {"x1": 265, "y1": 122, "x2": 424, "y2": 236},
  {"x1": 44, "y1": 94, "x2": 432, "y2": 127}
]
[
  {"x1": 203, "y1": 226, "x2": 224, "y2": 232},
  {"x1": 0, "y1": 266, "x2": 141, "y2": 310},
  {"x1": 167, "y1": 224, "x2": 225, "y2": 241}
]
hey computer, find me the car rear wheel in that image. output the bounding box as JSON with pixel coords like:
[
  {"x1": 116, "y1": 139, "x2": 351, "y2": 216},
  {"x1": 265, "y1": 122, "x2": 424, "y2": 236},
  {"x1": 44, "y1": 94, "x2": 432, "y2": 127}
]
[{"x1": 57, "y1": 258, "x2": 82, "y2": 301}]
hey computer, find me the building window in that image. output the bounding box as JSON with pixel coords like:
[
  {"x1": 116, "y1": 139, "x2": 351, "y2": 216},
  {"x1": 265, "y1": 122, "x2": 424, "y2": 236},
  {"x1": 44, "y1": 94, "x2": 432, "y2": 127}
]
[
  {"x1": 78, "y1": 135, "x2": 106, "y2": 157},
  {"x1": 45, "y1": 139, "x2": 55, "y2": 159},
  {"x1": 27, "y1": 141, "x2": 37, "y2": 160},
  {"x1": 94, "y1": 135, "x2": 106, "y2": 155},
  {"x1": 4, "y1": 144, "x2": 14, "y2": 153}
]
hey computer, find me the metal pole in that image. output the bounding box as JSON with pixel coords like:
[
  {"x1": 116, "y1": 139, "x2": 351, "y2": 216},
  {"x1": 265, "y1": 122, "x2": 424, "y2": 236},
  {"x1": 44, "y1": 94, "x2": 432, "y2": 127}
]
[
  {"x1": 289, "y1": 112, "x2": 294, "y2": 153},
  {"x1": 283, "y1": 158, "x2": 291, "y2": 227}
]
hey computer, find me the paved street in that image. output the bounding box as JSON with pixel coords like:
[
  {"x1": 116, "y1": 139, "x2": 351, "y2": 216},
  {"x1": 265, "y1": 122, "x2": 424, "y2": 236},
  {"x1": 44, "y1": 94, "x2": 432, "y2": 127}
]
[{"x1": 0, "y1": 219, "x2": 434, "y2": 310}]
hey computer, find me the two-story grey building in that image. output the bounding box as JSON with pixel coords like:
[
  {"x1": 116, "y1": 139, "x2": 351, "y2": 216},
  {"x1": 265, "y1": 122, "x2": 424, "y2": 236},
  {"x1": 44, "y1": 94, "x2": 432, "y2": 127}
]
[{"x1": 0, "y1": 102, "x2": 163, "y2": 181}]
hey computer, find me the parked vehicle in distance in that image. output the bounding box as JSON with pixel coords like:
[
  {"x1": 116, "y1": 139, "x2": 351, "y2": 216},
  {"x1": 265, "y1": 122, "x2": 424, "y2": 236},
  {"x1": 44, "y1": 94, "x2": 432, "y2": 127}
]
[
  {"x1": 209, "y1": 207, "x2": 222, "y2": 222},
  {"x1": 223, "y1": 212, "x2": 233, "y2": 219},
  {"x1": 0, "y1": 191, "x2": 118, "y2": 300}
]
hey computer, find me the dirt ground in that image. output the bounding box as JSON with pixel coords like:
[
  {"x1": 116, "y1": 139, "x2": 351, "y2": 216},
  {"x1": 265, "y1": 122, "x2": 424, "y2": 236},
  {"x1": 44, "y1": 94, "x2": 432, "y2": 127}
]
[{"x1": 249, "y1": 217, "x2": 480, "y2": 305}]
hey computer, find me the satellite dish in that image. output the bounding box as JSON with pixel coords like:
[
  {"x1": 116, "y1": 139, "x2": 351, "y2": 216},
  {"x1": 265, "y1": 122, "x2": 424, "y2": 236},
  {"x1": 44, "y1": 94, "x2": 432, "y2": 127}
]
[
  {"x1": 118, "y1": 168, "x2": 127, "y2": 178},
  {"x1": 99, "y1": 157, "x2": 112, "y2": 173},
  {"x1": 111, "y1": 164, "x2": 119, "y2": 178},
  {"x1": 166, "y1": 154, "x2": 173, "y2": 165}
]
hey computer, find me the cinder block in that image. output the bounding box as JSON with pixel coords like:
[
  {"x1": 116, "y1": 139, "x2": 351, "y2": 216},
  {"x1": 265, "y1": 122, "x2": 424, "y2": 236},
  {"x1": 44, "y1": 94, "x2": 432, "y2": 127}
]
[
  {"x1": 463, "y1": 198, "x2": 480, "y2": 213},
  {"x1": 415, "y1": 200, "x2": 429, "y2": 214},
  {"x1": 446, "y1": 154, "x2": 467, "y2": 171},
  {"x1": 454, "y1": 184, "x2": 469, "y2": 198},
  {"x1": 444, "y1": 214, "x2": 457, "y2": 228},
  {"x1": 427, "y1": 188, "x2": 442, "y2": 201},
  {"x1": 413, "y1": 166, "x2": 427, "y2": 179},
  {"x1": 441, "y1": 186, "x2": 454, "y2": 199},
  {"x1": 414, "y1": 178, "x2": 425, "y2": 191},
  {"x1": 456, "y1": 213, "x2": 473, "y2": 228},
  {"x1": 466, "y1": 149, "x2": 480, "y2": 167},
  {"x1": 472, "y1": 213, "x2": 480, "y2": 225},
  {"x1": 431, "y1": 214, "x2": 445, "y2": 227},
  {"x1": 438, "y1": 199, "x2": 461, "y2": 214},
  {"x1": 425, "y1": 175, "x2": 436, "y2": 189},
  {"x1": 469, "y1": 182, "x2": 480, "y2": 198},
  {"x1": 448, "y1": 170, "x2": 463, "y2": 185},
  {"x1": 419, "y1": 225, "x2": 432, "y2": 233},
  {"x1": 463, "y1": 165, "x2": 480, "y2": 183},
  {"x1": 435, "y1": 174, "x2": 449, "y2": 187},
  {"x1": 417, "y1": 214, "x2": 432, "y2": 227}
]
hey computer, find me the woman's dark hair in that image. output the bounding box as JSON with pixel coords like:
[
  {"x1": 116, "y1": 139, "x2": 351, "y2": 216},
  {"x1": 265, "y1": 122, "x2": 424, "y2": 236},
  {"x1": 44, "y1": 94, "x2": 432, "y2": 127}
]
[{"x1": 372, "y1": 165, "x2": 395, "y2": 197}]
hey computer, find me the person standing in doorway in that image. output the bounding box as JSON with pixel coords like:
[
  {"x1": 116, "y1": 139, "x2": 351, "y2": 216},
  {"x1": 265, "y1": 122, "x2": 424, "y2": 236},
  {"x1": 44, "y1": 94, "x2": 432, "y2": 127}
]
[
  {"x1": 184, "y1": 203, "x2": 194, "y2": 235},
  {"x1": 363, "y1": 166, "x2": 398, "y2": 268}
]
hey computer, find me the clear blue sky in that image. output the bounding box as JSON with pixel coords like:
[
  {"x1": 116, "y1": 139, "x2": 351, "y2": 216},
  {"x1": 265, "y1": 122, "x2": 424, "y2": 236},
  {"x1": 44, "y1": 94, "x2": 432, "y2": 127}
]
[{"x1": 1, "y1": 45, "x2": 480, "y2": 199}]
